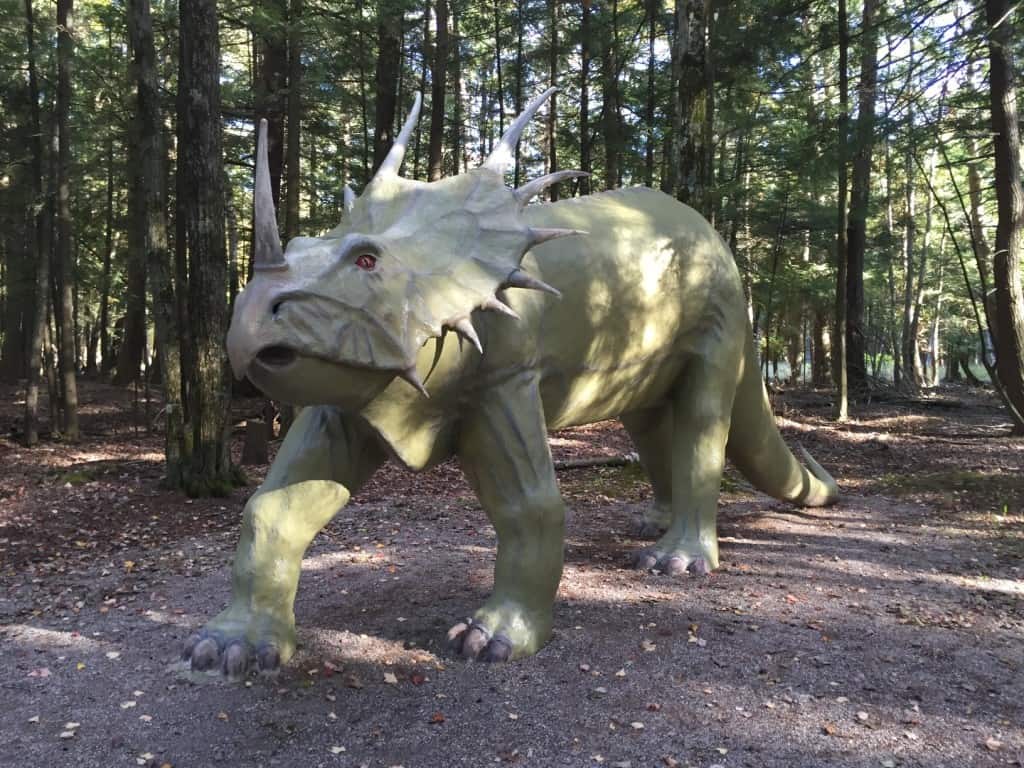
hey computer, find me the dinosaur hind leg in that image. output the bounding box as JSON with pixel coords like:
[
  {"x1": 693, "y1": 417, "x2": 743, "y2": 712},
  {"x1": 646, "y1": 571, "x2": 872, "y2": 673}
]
[
  {"x1": 631, "y1": 358, "x2": 736, "y2": 576},
  {"x1": 620, "y1": 406, "x2": 674, "y2": 539}
]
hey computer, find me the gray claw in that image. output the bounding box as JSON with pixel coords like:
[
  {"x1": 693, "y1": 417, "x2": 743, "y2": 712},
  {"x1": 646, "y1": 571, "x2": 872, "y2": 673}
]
[
  {"x1": 662, "y1": 555, "x2": 690, "y2": 577},
  {"x1": 461, "y1": 623, "x2": 491, "y2": 659},
  {"x1": 479, "y1": 634, "x2": 513, "y2": 663},
  {"x1": 191, "y1": 637, "x2": 220, "y2": 672},
  {"x1": 445, "y1": 620, "x2": 471, "y2": 654},
  {"x1": 222, "y1": 641, "x2": 250, "y2": 680},
  {"x1": 181, "y1": 633, "x2": 203, "y2": 661},
  {"x1": 256, "y1": 643, "x2": 280, "y2": 673},
  {"x1": 632, "y1": 548, "x2": 660, "y2": 571},
  {"x1": 687, "y1": 557, "x2": 711, "y2": 576}
]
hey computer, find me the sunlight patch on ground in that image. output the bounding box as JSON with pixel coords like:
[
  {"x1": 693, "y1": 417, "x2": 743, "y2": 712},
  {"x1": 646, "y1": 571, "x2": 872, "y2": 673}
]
[{"x1": 5, "y1": 624, "x2": 112, "y2": 652}]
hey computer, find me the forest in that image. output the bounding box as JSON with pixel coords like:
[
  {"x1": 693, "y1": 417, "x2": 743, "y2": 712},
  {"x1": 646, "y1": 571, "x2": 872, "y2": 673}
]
[
  {"x1": 1, "y1": 0, "x2": 1022, "y2": 485},
  {"x1": 0, "y1": 0, "x2": 1022, "y2": 766}
]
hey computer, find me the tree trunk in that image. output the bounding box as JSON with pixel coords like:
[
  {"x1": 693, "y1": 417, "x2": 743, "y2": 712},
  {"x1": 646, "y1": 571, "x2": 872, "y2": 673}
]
[
  {"x1": 599, "y1": 0, "x2": 621, "y2": 190},
  {"x1": 23, "y1": 0, "x2": 49, "y2": 445},
  {"x1": 178, "y1": 0, "x2": 237, "y2": 494},
  {"x1": 450, "y1": 0, "x2": 463, "y2": 176},
  {"x1": 114, "y1": 118, "x2": 148, "y2": 387},
  {"x1": 833, "y1": 0, "x2": 850, "y2": 419},
  {"x1": 492, "y1": 0, "x2": 505, "y2": 135},
  {"x1": 512, "y1": 0, "x2": 524, "y2": 186},
  {"x1": 844, "y1": 0, "x2": 880, "y2": 399},
  {"x1": 428, "y1": 0, "x2": 448, "y2": 181},
  {"x1": 256, "y1": 0, "x2": 287, "y2": 214},
  {"x1": 985, "y1": 0, "x2": 1024, "y2": 433},
  {"x1": 284, "y1": 0, "x2": 302, "y2": 240},
  {"x1": 579, "y1": 0, "x2": 592, "y2": 193},
  {"x1": 546, "y1": 0, "x2": 558, "y2": 198},
  {"x1": 372, "y1": 5, "x2": 402, "y2": 174},
  {"x1": 128, "y1": 0, "x2": 184, "y2": 485},
  {"x1": 812, "y1": 307, "x2": 830, "y2": 387},
  {"x1": 644, "y1": 0, "x2": 656, "y2": 188},
  {"x1": 667, "y1": 0, "x2": 710, "y2": 210},
  {"x1": 56, "y1": 0, "x2": 79, "y2": 441}
]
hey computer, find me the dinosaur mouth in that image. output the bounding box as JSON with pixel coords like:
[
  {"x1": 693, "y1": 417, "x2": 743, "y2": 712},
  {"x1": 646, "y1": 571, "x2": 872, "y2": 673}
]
[{"x1": 256, "y1": 345, "x2": 297, "y2": 368}]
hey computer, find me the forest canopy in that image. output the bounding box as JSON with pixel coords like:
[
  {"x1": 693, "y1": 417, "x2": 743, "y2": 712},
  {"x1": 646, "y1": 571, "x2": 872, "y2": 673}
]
[{"x1": 1, "y1": 0, "x2": 1023, "y2": 491}]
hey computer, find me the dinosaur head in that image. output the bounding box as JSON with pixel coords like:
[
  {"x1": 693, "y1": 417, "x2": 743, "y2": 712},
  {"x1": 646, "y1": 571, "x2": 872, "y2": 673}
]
[{"x1": 227, "y1": 89, "x2": 584, "y2": 408}]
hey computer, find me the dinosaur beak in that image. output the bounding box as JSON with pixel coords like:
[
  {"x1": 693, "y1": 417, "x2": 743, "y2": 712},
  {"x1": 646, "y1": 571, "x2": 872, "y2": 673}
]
[{"x1": 226, "y1": 280, "x2": 276, "y2": 379}]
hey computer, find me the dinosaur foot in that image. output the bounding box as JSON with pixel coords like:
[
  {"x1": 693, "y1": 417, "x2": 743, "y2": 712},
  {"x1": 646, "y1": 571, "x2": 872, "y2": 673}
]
[
  {"x1": 445, "y1": 601, "x2": 553, "y2": 662},
  {"x1": 630, "y1": 540, "x2": 717, "y2": 577},
  {"x1": 182, "y1": 607, "x2": 295, "y2": 680},
  {"x1": 446, "y1": 619, "x2": 515, "y2": 662}
]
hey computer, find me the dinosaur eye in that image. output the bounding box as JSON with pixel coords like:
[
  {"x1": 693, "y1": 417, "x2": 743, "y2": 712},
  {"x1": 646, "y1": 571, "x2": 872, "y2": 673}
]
[{"x1": 355, "y1": 253, "x2": 377, "y2": 270}]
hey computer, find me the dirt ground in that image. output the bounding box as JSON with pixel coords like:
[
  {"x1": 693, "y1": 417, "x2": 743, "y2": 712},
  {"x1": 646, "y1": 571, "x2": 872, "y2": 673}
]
[{"x1": 1, "y1": 380, "x2": 1022, "y2": 768}]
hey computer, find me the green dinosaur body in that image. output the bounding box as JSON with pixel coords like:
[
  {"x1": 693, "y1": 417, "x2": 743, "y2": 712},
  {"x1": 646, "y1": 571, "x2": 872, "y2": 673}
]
[{"x1": 184, "y1": 91, "x2": 837, "y2": 678}]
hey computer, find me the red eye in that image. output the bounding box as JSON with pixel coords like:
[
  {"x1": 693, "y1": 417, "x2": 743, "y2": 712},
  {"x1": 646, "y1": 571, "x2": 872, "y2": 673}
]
[{"x1": 355, "y1": 253, "x2": 377, "y2": 270}]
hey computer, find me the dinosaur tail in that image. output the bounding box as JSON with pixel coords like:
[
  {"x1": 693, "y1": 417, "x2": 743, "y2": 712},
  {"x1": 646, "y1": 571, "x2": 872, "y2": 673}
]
[{"x1": 725, "y1": 331, "x2": 839, "y2": 507}]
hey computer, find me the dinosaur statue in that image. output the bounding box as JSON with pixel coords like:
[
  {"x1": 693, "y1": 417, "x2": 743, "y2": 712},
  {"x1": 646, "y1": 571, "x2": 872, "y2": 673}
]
[{"x1": 183, "y1": 89, "x2": 838, "y2": 679}]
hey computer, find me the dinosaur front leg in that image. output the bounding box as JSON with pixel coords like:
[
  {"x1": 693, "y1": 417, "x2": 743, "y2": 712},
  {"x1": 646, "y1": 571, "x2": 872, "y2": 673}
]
[
  {"x1": 183, "y1": 406, "x2": 385, "y2": 678},
  {"x1": 632, "y1": 359, "x2": 736, "y2": 576},
  {"x1": 448, "y1": 372, "x2": 566, "y2": 662}
]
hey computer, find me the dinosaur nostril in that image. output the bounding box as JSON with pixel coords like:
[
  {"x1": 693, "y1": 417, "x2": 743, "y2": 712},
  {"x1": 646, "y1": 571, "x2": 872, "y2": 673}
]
[{"x1": 271, "y1": 300, "x2": 283, "y2": 317}]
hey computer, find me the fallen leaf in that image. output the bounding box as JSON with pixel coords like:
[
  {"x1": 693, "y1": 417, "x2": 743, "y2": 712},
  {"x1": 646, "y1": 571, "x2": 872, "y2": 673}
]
[
  {"x1": 59, "y1": 731, "x2": 76, "y2": 739},
  {"x1": 105, "y1": 651, "x2": 121, "y2": 660},
  {"x1": 430, "y1": 711, "x2": 445, "y2": 724},
  {"x1": 28, "y1": 668, "x2": 51, "y2": 678},
  {"x1": 343, "y1": 673, "x2": 364, "y2": 689},
  {"x1": 856, "y1": 711, "x2": 869, "y2": 722},
  {"x1": 120, "y1": 701, "x2": 137, "y2": 709},
  {"x1": 984, "y1": 738, "x2": 1002, "y2": 752},
  {"x1": 508, "y1": 713, "x2": 519, "y2": 720},
  {"x1": 630, "y1": 721, "x2": 645, "y2": 730},
  {"x1": 64, "y1": 722, "x2": 80, "y2": 729},
  {"x1": 615, "y1": 669, "x2": 626, "y2": 678},
  {"x1": 28, "y1": 715, "x2": 40, "y2": 724},
  {"x1": 646, "y1": 703, "x2": 662, "y2": 712},
  {"x1": 216, "y1": 711, "x2": 229, "y2": 721},
  {"x1": 76, "y1": 662, "x2": 86, "y2": 671},
  {"x1": 822, "y1": 723, "x2": 837, "y2": 736},
  {"x1": 383, "y1": 672, "x2": 398, "y2": 685},
  {"x1": 329, "y1": 746, "x2": 346, "y2": 755}
]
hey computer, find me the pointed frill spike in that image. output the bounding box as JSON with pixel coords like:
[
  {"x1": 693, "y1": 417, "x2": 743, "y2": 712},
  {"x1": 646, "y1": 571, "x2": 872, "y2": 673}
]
[
  {"x1": 504, "y1": 269, "x2": 562, "y2": 298},
  {"x1": 343, "y1": 184, "x2": 356, "y2": 212},
  {"x1": 253, "y1": 119, "x2": 287, "y2": 271},
  {"x1": 446, "y1": 316, "x2": 483, "y2": 354},
  {"x1": 514, "y1": 170, "x2": 589, "y2": 208},
  {"x1": 481, "y1": 87, "x2": 558, "y2": 173},
  {"x1": 399, "y1": 366, "x2": 429, "y2": 398},
  {"x1": 371, "y1": 92, "x2": 423, "y2": 181},
  {"x1": 528, "y1": 227, "x2": 587, "y2": 247},
  {"x1": 480, "y1": 296, "x2": 521, "y2": 320}
]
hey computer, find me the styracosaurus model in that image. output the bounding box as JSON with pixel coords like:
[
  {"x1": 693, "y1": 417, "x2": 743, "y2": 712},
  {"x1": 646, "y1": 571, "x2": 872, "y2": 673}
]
[{"x1": 183, "y1": 88, "x2": 838, "y2": 678}]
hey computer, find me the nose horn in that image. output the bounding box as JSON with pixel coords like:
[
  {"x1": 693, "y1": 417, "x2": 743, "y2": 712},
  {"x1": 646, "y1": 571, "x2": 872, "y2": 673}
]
[{"x1": 254, "y1": 119, "x2": 287, "y2": 271}]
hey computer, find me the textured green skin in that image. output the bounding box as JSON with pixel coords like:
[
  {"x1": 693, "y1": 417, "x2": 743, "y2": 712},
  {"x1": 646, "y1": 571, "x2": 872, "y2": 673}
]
[{"x1": 201, "y1": 183, "x2": 838, "y2": 670}]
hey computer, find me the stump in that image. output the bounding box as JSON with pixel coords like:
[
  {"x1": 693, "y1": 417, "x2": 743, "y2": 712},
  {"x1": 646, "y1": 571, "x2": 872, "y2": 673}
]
[{"x1": 241, "y1": 419, "x2": 270, "y2": 465}]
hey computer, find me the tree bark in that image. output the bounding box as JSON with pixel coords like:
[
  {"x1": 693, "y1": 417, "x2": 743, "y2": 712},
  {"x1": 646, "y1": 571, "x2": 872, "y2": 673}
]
[
  {"x1": 178, "y1": 0, "x2": 237, "y2": 494},
  {"x1": 579, "y1": 0, "x2": 592, "y2": 193},
  {"x1": 23, "y1": 0, "x2": 49, "y2": 445},
  {"x1": 428, "y1": 0, "x2": 448, "y2": 181},
  {"x1": 833, "y1": 0, "x2": 850, "y2": 419},
  {"x1": 547, "y1": 0, "x2": 559, "y2": 198},
  {"x1": 372, "y1": 4, "x2": 402, "y2": 174},
  {"x1": 599, "y1": 0, "x2": 622, "y2": 190},
  {"x1": 55, "y1": 0, "x2": 79, "y2": 440},
  {"x1": 284, "y1": 0, "x2": 302, "y2": 240},
  {"x1": 450, "y1": 0, "x2": 463, "y2": 176},
  {"x1": 844, "y1": 0, "x2": 881, "y2": 399},
  {"x1": 256, "y1": 0, "x2": 287, "y2": 214},
  {"x1": 128, "y1": 0, "x2": 184, "y2": 485},
  {"x1": 114, "y1": 119, "x2": 148, "y2": 387},
  {"x1": 666, "y1": 0, "x2": 710, "y2": 210},
  {"x1": 985, "y1": 0, "x2": 1024, "y2": 433}
]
